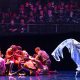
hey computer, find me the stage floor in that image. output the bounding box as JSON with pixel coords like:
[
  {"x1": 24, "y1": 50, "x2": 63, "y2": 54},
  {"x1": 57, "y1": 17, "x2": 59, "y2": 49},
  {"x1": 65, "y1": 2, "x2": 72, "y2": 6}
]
[{"x1": 0, "y1": 71, "x2": 80, "y2": 80}]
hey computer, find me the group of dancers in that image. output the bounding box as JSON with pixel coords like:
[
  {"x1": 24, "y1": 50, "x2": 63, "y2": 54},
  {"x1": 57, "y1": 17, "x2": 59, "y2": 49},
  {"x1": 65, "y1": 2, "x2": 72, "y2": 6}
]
[
  {"x1": 1, "y1": 39, "x2": 80, "y2": 77},
  {"x1": 0, "y1": 45, "x2": 51, "y2": 76}
]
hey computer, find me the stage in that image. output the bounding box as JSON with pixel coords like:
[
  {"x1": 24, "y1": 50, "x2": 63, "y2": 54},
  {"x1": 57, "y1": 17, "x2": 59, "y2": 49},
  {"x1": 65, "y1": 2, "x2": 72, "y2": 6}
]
[{"x1": 0, "y1": 71, "x2": 79, "y2": 80}]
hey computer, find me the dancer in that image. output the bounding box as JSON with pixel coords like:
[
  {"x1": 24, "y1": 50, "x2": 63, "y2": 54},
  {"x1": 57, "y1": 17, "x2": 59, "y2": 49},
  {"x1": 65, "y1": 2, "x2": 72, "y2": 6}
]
[
  {"x1": 0, "y1": 50, "x2": 6, "y2": 75},
  {"x1": 34, "y1": 47, "x2": 51, "y2": 73},
  {"x1": 51, "y1": 38, "x2": 80, "y2": 77},
  {"x1": 5, "y1": 45, "x2": 23, "y2": 75}
]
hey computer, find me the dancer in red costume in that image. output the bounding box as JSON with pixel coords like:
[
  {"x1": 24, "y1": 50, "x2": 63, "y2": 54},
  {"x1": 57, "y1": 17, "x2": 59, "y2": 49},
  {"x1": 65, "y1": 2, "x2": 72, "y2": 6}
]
[{"x1": 5, "y1": 45, "x2": 23, "y2": 75}]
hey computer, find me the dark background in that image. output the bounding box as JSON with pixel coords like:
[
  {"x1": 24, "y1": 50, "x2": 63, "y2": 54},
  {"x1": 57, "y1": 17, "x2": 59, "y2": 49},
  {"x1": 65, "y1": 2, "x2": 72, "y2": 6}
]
[
  {"x1": 0, "y1": 0, "x2": 80, "y2": 11},
  {"x1": 0, "y1": 32, "x2": 79, "y2": 71}
]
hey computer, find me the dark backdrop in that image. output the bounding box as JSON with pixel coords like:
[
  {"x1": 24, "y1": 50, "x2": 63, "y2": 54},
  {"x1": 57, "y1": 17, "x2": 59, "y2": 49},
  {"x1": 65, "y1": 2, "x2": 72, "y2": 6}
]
[{"x1": 0, "y1": 32, "x2": 79, "y2": 71}]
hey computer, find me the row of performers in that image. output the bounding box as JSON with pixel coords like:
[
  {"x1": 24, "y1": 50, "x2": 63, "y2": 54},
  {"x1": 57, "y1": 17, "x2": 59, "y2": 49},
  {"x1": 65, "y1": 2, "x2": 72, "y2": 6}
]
[{"x1": 0, "y1": 45, "x2": 51, "y2": 76}]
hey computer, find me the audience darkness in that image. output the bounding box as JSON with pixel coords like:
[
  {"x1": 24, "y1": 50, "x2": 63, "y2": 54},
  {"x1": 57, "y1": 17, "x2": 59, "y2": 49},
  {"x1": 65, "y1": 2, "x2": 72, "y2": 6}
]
[{"x1": 0, "y1": 0, "x2": 80, "y2": 33}]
